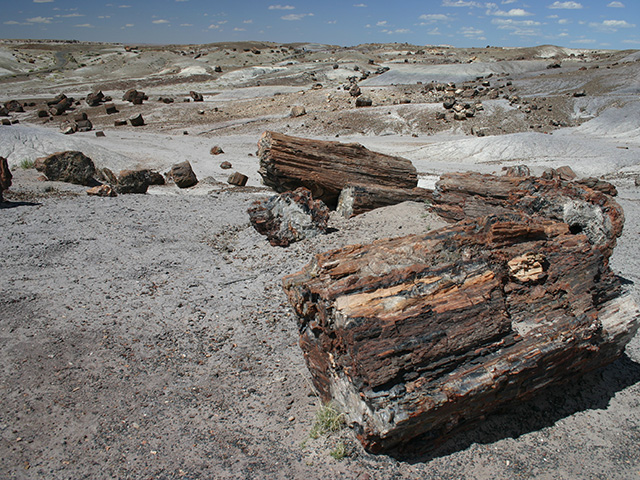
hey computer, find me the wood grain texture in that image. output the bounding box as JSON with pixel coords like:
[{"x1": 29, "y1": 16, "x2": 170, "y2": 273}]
[
  {"x1": 258, "y1": 131, "x2": 418, "y2": 208},
  {"x1": 283, "y1": 213, "x2": 639, "y2": 452}
]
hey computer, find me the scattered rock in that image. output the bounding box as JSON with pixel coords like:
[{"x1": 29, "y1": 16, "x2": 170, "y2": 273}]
[
  {"x1": 114, "y1": 120, "x2": 127, "y2": 127},
  {"x1": 0, "y1": 156, "x2": 12, "y2": 202},
  {"x1": 349, "y1": 84, "x2": 361, "y2": 97},
  {"x1": 123, "y1": 89, "x2": 147, "y2": 104},
  {"x1": 190, "y1": 91, "x2": 204, "y2": 102},
  {"x1": 87, "y1": 185, "x2": 117, "y2": 197},
  {"x1": 214, "y1": 65, "x2": 222, "y2": 73},
  {"x1": 95, "y1": 131, "x2": 105, "y2": 137},
  {"x1": 170, "y1": 161, "x2": 198, "y2": 188},
  {"x1": 49, "y1": 97, "x2": 73, "y2": 116},
  {"x1": 228, "y1": 172, "x2": 248, "y2": 186},
  {"x1": 573, "y1": 90, "x2": 587, "y2": 98},
  {"x1": 105, "y1": 103, "x2": 118, "y2": 115},
  {"x1": 37, "y1": 109, "x2": 49, "y2": 118},
  {"x1": 443, "y1": 97, "x2": 456, "y2": 109},
  {"x1": 34, "y1": 151, "x2": 96, "y2": 186},
  {"x1": 116, "y1": 169, "x2": 150, "y2": 194},
  {"x1": 210, "y1": 146, "x2": 224, "y2": 155},
  {"x1": 60, "y1": 121, "x2": 77, "y2": 135},
  {"x1": 290, "y1": 105, "x2": 306, "y2": 117},
  {"x1": 75, "y1": 119, "x2": 93, "y2": 132},
  {"x1": 355, "y1": 96, "x2": 372, "y2": 107},
  {"x1": 220, "y1": 161, "x2": 232, "y2": 170},
  {"x1": 4, "y1": 100, "x2": 24, "y2": 113},
  {"x1": 503, "y1": 165, "x2": 531, "y2": 177},
  {"x1": 248, "y1": 187, "x2": 330, "y2": 247},
  {"x1": 129, "y1": 114, "x2": 145, "y2": 127},
  {"x1": 86, "y1": 91, "x2": 105, "y2": 107}
]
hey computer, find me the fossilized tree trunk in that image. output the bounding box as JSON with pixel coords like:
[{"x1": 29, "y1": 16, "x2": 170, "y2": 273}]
[
  {"x1": 337, "y1": 184, "x2": 433, "y2": 218},
  {"x1": 257, "y1": 131, "x2": 418, "y2": 208},
  {"x1": 283, "y1": 213, "x2": 639, "y2": 453}
]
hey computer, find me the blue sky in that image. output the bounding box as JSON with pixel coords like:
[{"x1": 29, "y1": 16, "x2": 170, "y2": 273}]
[{"x1": 2, "y1": 1, "x2": 638, "y2": 49}]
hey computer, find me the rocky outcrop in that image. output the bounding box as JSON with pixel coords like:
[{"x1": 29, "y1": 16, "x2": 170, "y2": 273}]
[
  {"x1": 0, "y1": 156, "x2": 12, "y2": 202},
  {"x1": 34, "y1": 151, "x2": 96, "y2": 186},
  {"x1": 170, "y1": 161, "x2": 198, "y2": 188},
  {"x1": 248, "y1": 187, "x2": 330, "y2": 247}
]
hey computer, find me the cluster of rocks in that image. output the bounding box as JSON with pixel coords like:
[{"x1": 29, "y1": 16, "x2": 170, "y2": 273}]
[
  {"x1": 85, "y1": 90, "x2": 111, "y2": 107},
  {"x1": 122, "y1": 89, "x2": 148, "y2": 105},
  {"x1": 60, "y1": 112, "x2": 94, "y2": 135}
]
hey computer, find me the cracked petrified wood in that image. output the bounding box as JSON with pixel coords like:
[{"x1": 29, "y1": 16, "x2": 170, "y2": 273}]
[
  {"x1": 430, "y1": 172, "x2": 624, "y2": 260},
  {"x1": 257, "y1": 131, "x2": 418, "y2": 208},
  {"x1": 282, "y1": 213, "x2": 639, "y2": 453},
  {"x1": 337, "y1": 184, "x2": 433, "y2": 218}
]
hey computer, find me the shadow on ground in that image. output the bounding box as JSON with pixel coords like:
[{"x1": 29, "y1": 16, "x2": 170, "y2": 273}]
[{"x1": 389, "y1": 353, "x2": 640, "y2": 463}]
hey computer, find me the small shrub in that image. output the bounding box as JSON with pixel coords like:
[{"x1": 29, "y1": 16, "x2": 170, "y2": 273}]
[{"x1": 330, "y1": 441, "x2": 347, "y2": 461}]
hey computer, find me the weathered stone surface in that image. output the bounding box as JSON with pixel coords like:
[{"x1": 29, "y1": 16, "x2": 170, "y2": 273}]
[
  {"x1": 143, "y1": 170, "x2": 165, "y2": 186},
  {"x1": 0, "y1": 156, "x2": 12, "y2": 202},
  {"x1": 355, "y1": 96, "x2": 373, "y2": 107},
  {"x1": 258, "y1": 131, "x2": 417, "y2": 209},
  {"x1": 248, "y1": 187, "x2": 330, "y2": 247},
  {"x1": 4, "y1": 100, "x2": 24, "y2": 113},
  {"x1": 337, "y1": 184, "x2": 433, "y2": 218},
  {"x1": 87, "y1": 185, "x2": 117, "y2": 197},
  {"x1": 86, "y1": 91, "x2": 105, "y2": 107},
  {"x1": 34, "y1": 151, "x2": 96, "y2": 186},
  {"x1": 228, "y1": 172, "x2": 248, "y2": 186},
  {"x1": 123, "y1": 89, "x2": 147, "y2": 104},
  {"x1": 576, "y1": 177, "x2": 618, "y2": 196},
  {"x1": 96, "y1": 167, "x2": 118, "y2": 185},
  {"x1": 290, "y1": 105, "x2": 306, "y2": 117},
  {"x1": 283, "y1": 213, "x2": 639, "y2": 452},
  {"x1": 502, "y1": 165, "x2": 531, "y2": 177},
  {"x1": 170, "y1": 161, "x2": 198, "y2": 188},
  {"x1": 129, "y1": 114, "x2": 145, "y2": 127},
  {"x1": 430, "y1": 171, "x2": 624, "y2": 259},
  {"x1": 116, "y1": 169, "x2": 150, "y2": 194}
]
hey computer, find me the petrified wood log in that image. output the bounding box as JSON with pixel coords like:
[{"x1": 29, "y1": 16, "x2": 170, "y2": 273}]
[
  {"x1": 337, "y1": 184, "x2": 433, "y2": 218},
  {"x1": 283, "y1": 213, "x2": 639, "y2": 453},
  {"x1": 257, "y1": 131, "x2": 418, "y2": 208},
  {"x1": 430, "y1": 172, "x2": 624, "y2": 260}
]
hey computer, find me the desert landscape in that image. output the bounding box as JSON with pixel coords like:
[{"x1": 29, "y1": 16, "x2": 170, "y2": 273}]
[{"x1": 1, "y1": 39, "x2": 640, "y2": 479}]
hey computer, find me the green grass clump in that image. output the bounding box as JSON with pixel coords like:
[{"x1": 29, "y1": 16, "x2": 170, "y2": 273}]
[
  {"x1": 309, "y1": 403, "x2": 344, "y2": 440},
  {"x1": 329, "y1": 441, "x2": 347, "y2": 461},
  {"x1": 20, "y1": 159, "x2": 35, "y2": 169}
]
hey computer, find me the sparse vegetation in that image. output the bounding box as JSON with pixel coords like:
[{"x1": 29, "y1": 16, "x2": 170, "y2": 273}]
[
  {"x1": 329, "y1": 441, "x2": 347, "y2": 460},
  {"x1": 20, "y1": 159, "x2": 35, "y2": 169},
  {"x1": 309, "y1": 402, "x2": 344, "y2": 440}
]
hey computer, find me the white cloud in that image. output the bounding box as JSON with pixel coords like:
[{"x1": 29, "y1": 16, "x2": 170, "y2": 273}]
[
  {"x1": 428, "y1": 27, "x2": 442, "y2": 35},
  {"x1": 602, "y1": 19, "x2": 635, "y2": 27},
  {"x1": 607, "y1": 1, "x2": 624, "y2": 7},
  {"x1": 124, "y1": 23, "x2": 134, "y2": 27},
  {"x1": 269, "y1": 4, "x2": 294, "y2": 9},
  {"x1": 571, "y1": 38, "x2": 596, "y2": 44},
  {"x1": 419, "y1": 14, "x2": 451, "y2": 23},
  {"x1": 234, "y1": 27, "x2": 245, "y2": 31},
  {"x1": 353, "y1": 3, "x2": 367, "y2": 7},
  {"x1": 558, "y1": 18, "x2": 570, "y2": 24},
  {"x1": 75, "y1": 23, "x2": 94, "y2": 28},
  {"x1": 548, "y1": 1, "x2": 582, "y2": 9},
  {"x1": 180, "y1": 23, "x2": 193, "y2": 26},
  {"x1": 208, "y1": 24, "x2": 220, "y2": 29},
  {"x1": 460, "y1": 26, "x2": 485, "y2": 38},
  {"x1": 442, "y1": 0, "x2": 482, "y2": 7},
  {"x1": 56, "y1": 13, "x2": 84, "y2": 18},
  {"x1": 281, "y1": 13, "x2": 314, "y2": 20},
  {"x1": 492, "y1": 19, "x2": 541, "y2": 27},
  {"x1": 33, "y1": 0, "x2": 54, "y2": 2},
  {"x1": 26, "y1": 16, "x2": 53, "y2": 23},
  {"x1": 243, "y1": 19, "x2": 253, "y2": 23},
  {"x1": 376, "y1": 20, "x2": 387, "y2": 26},
  {"x1": 119, "y1": 4, "x2": 132, "y2": 8},
  {"x1": 501, "y1": 0, "x2": 517, "y2": 3},
  {"x1": 327, "y1": 20, "x2": 337, "y2": 24},
  {"x1": 152, "y1": 19, "x2": 169, "y2": 24},
  {"x1": 622, "y1": 39, "x2": 640, "y2": 44},
  {"x1": 490, "y1": 8, "x2": 532, "y2": 16},
  {"x1": 4, "y1": 20, "x2": 22, "y2": 25},
  {"x1": 382, "y1": 28, "x2": 411, "y2": 34}
]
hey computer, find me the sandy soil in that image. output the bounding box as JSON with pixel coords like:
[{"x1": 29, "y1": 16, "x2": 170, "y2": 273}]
[{"x1": 1, "y1": 40, "x2": 640, "y2": 479}]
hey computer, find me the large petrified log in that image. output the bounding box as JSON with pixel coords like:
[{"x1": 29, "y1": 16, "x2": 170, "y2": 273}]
[
  {"x1": 337, "y1": 184, "x2": 433, "y2": 218},
  {"x1": 257, "y1": 131, "x2": 418, "y2": 208},
  {"x1": 430, "y1": 172, "x2": 624, "y2": 260},
  {"x1": 283, "y1": 213, "x2": 639, "y2": 453},
  {"x1": 0, "y1": 156, "x2": 12, "y2": 202}
]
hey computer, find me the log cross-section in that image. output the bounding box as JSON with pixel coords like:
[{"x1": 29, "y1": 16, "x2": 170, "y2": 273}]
[{"x1": 258, "y1": 131, "x2": 418, "y2": 208}]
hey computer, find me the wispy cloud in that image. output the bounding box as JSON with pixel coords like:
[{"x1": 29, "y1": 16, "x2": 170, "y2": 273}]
[
  {"x1": 590, "y1": 19, "x2": 636, "y2": 31},
  {"x1": 26, "y1": 16, "x2": 53, "y2": 23},
  {"x1": 607, "y1": 1, "x2": 624, "y2": 6},
  {"x1": 75, "y1": 23, "x2": 94, "y2": 28},
  {"x1": 382, "y1": 28, "x2": 411, "y2": 34},
  {"x1": 119, "y1": 5, "x2": 132, "y2": 8},
  {"x1": 353, "y1": 3, "x2": 367, "y2": 7},
  {"x1": 208, "y1": 24, "x2": 220, "y2": 29},
  {"x1": 571, "y1": 38, "x2": 596, "y2": 44},
  {"x1": 489, "y1": 8, "x2": 533, "y2": 16},
  {"x1": 459, "y1": 26, "x2": 486, "y2": 38},
  {"x1": 4, "y1": 20, "x2": 23, "y2": 25},
  {"x1": 33, "y1": 0, "x2": 54, "y2": 3},
  {"x1": 376, "y1": 20, "x2": 388, "y2": 26},
  {"x1": 56, "y1": 13, "x2": 85, "y2": 18},
  {"x1": 243, "y1": 19, "x2": 253, "y2": 24},
  {"x1": 180, "y1": 23, "x2": 193, "y2": 26},
  {"x1": 281, "y1": 13, "x2": 314, "y2": 20},
  {"x1": 152, "y1": 19, "x2": 169, "y2": 24},
  {"x1": 548, "y1": 1, "x2": 582, "y2": 9},
  {"x1": 443, "y1": 0, "x2": 483, "y2": 7},
  {"x1": 419, "y1": 14, "x2": 451, "y2": 23},
  {"x1": 269, "y1": 4, "x2": 294, "y2": 9}
]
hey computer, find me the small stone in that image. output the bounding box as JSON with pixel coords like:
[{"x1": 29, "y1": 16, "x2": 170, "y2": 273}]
[
  {"x1": 228, "y1": 172, "x2": 248, "y2": 186},
  {"x1": 210, "y1": 146, "x2": 224, "y2": 155},
  {"x1": 290, "y1": 105, "x2": 306, "y2": 117},
  {"x1": 220, "y1": 161, "x2": 232, "y2": 170},
  {"x1": 129, "y1": 114, "x2": 144, "y2": 127}
]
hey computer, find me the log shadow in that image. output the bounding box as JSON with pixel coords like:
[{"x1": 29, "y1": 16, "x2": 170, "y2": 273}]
[
  {"x1": 389, "y1": 353, "x2": 640, "y2": 463},
  {"x1": 0, "y1": 200, "x2": 41, "y2": 209}
]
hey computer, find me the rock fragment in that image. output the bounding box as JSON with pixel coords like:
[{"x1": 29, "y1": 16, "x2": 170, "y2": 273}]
[
  {"x1": 34, "y1": 151, "x2": 96, "y2": 186},
  {"x1": 170, "y1": 161, "x2": 198, "y2": 188},
  {"x1": 0, "y1": 156, "x2": 12, "y2": 202}
]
